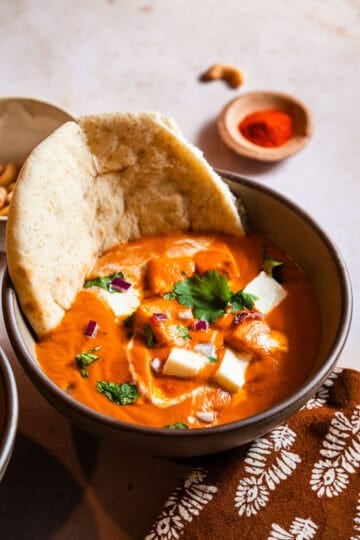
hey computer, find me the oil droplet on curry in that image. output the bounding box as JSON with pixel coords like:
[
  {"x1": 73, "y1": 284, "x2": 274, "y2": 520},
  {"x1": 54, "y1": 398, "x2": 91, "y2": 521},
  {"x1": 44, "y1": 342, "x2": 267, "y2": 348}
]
[{"x1": 36, "y1": 232, "x2": 321, "y2": 429}]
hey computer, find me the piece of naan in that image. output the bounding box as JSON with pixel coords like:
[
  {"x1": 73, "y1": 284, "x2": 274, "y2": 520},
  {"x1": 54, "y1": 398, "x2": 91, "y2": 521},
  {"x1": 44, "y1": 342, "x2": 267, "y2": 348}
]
[{"x1": 7, "y1": 112, "x2": 245, "y2": 337}]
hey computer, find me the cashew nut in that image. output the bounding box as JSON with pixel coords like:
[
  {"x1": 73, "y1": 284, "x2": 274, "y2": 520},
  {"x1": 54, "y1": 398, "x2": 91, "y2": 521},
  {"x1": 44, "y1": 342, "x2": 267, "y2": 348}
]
[
  {"x1": 0, "y1": 187, "x2": 7, "y2": 209},
  {"x1": 6, "y1": 190, "x2": 13, "y2": 204},
  {"x1": 200, "y1": 64, "x2": 245, "y2": 89},
  {"x1": 7, "y1": 182, "x2": 16, "y2": 193},
  {"x1": 0, "y1": 161, "x2": 21, "y2": 217},
  {"x1": 0, "y1": 205, "x2": 9, "y2": 217},
  {"x1": 0, "y1": 162, "x2": 18, "y2": 187}
]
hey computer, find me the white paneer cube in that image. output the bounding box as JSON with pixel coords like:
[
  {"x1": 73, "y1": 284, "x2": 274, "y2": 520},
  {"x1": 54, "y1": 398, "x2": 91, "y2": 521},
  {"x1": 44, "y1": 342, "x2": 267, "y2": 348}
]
[
  {"x1": 214, "y1": 348, "x2": 251, "y2": 392},
  {"x1": 96, "y1": 288, "x2": 140, "y2": 316},
  {"x1": 243, "y1": 271, "x2": 287, "y2": 315},
  {"x1": 163, "y1": 347, "x2": 207, "y2": 378}
]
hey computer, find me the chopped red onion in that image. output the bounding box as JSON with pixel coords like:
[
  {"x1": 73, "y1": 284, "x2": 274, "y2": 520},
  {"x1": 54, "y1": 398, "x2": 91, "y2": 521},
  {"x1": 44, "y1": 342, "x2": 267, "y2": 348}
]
[
  {"x1": 109, "y1": 277, "x2": 132, "y2": 292},
  {"x1": 84, "y1": 320, "x2": 99, "y2": 338},
  {"x1": 233, "y1": 311, "x2": 264, "y2": 326},
  {"x1": 192, "y1": 320, "x2": 209, "y2": 331},
  {"x1": 151, "y1": 313, "x2": 168, "y2": 322}
]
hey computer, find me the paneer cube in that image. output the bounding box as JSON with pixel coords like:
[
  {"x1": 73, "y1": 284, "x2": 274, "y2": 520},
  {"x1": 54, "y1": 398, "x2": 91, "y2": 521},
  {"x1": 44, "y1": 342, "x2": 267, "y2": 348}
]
[
  {"x1": 194, "y1": 248, "x2": 238, "y2": 279},
  {"x1": 226, "y1": 319, "x2": 278, "y2": 356},
  {"x1": 243, "y1": 271, "x2": 287, "y2": 314},
  {"x1": 96, "y1": 287, "x2": 140, "y2": 316},
  {"x1": 147, "y1": 256, "x2": 195, "y2": 295},
  {"x1": 214, "y1": 348, "x2": 251, "y2": 392},
  {"x1": 163, "y1": 347, "x2": 207, "y2": 378}
]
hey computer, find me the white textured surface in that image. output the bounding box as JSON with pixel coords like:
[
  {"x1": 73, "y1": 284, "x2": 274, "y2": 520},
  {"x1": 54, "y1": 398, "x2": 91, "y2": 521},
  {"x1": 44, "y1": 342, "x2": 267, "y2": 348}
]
[{"x1": 0, "y1": 1, "x2": 359, "y2": 537}]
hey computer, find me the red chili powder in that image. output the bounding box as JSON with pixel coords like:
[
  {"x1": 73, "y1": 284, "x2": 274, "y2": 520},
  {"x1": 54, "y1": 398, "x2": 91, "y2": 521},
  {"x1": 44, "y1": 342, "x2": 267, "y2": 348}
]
[{"x1": 239, "y1": 109, "x2": 293, "y2": 148}]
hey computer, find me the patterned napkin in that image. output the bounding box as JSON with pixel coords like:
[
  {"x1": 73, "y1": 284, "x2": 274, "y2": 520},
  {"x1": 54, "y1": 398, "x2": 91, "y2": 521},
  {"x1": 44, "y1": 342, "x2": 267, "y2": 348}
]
[{"x1": 146, "y1": 368, "x2": 360, "y2": 540}]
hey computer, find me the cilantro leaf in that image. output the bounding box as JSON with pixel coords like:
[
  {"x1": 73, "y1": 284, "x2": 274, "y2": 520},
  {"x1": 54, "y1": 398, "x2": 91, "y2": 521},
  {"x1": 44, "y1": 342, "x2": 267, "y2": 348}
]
[
  {"x1": 163, "y1": 292, "x2": 176, "y2": 300},
  {"x1": 176, "y1": 324, "x2": 191, "y2": 340},
  {"x1": 96, "y1": 381, "x2": 139, "y2": 405},
  {"x1": 229, "y1": 290, "x2": 258, "y2": 312},
  {"x1": 84, "y1": 272, "x2": 124, "y2": 293},
  {"x1": 207, "y1": 356, "x2": 218, "y2": 364},
  {"x1": 143, "y1": 324, "x2": 155, "y2": 348},
  {"x1": 173, "y1": 271, "x2": 231, "y2": 322},
  {"x1": 75, "y1": 346, "x2": 101, "y2": 378},
  {"x1": 167, "y1": 271, "x2": 260, "y2": 322},
  {"x1": 164, "y1": 422, "x2": 189, "y2": 430},
  {"x1": 262, "y1": 246, "x2": 284, "y2": 282}
]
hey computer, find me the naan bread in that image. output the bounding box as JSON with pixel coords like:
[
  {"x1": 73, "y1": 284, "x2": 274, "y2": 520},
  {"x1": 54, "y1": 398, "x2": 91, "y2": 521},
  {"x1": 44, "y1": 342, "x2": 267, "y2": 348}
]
[{"x1": 7, "y1": 112, "x2": 245, "y2": 337}]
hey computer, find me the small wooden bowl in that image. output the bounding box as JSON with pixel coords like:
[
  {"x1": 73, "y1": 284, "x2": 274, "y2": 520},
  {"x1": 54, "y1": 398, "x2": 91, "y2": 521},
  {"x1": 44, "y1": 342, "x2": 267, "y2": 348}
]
[
  {"x1": 217, "y1": 91, "x2": 313, "y2": 162},
  {"x1": 0, "y1": 97, "x2": 74, "y2": 251}
]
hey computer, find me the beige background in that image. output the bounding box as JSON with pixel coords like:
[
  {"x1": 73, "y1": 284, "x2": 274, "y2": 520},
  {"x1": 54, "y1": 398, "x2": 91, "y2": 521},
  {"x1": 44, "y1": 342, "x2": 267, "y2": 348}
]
[{"x1": 0, "y1": 0, "x2": 359, "y2": 538}]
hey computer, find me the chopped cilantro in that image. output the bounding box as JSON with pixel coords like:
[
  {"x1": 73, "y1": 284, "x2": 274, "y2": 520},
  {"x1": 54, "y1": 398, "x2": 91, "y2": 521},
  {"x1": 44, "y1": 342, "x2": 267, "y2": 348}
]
[
  {"x1": 207, "y1": 356, "x2": 218, "y2": 364},
  {"x1": 75, "y1": 346, "x2": 101, "y2": 378},
  {"x1": 164, "y1": 422, "x2": 189, "y2": 430},
  {"x1": 84, "y1": 272, "x2": 124, "y2": 293},
  {"x1": 173, "y1": 271, "x2": 231, "y2": 322},
  {"x1": 143, "y1": 324, "x2": 155, "y2": 348},
  {"x1": 229, "y1": 290, "x2": 258, "y2": 312},
  {"x1": 262, "y1": 246, "x2": 284, "y2": 282},
  {"x1": 163, "y1": 291, "x2": 176, "y2": 300},
  {"x1": 176, "y1": 324, "x2": 191, "y2": 340},
  {"x1": 167, "y1": 270, "x2": 258, "y2": 322},
  {"x1": 96, "y1": 381, "x2": 139, "y2": 405}
]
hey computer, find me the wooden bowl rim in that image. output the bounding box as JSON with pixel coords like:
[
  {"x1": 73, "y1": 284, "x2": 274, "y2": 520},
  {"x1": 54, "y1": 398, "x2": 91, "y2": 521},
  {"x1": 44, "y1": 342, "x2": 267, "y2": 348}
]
[{"x1": 217, "y1": 90, "x2": 314, "y2": 162}]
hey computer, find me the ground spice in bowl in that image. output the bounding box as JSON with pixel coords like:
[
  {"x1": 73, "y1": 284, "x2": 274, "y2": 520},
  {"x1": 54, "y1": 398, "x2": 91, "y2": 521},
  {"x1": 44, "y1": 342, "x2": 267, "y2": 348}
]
[{"x1": 238, "y1": 109, "x2": 293, "y2": 148}]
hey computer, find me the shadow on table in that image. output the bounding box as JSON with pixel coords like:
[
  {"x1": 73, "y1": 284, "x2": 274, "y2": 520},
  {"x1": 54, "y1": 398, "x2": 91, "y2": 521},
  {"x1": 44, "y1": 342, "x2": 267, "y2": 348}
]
[
  {"x1": 195, "y1": 117, "x2": 284, "y2": 176},
  {"x1": 70, "y1": 425, "x2": 191, "y2": 540},
  {"x1": 0, "y1": 431, "x2": 99, "y2": 539}
]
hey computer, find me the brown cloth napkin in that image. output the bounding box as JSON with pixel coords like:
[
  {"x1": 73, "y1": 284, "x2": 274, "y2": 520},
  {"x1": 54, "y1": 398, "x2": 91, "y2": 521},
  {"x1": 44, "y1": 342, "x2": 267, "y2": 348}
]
[{"x1": 146, "y1": 368, "x2": 360, "y2": 540}]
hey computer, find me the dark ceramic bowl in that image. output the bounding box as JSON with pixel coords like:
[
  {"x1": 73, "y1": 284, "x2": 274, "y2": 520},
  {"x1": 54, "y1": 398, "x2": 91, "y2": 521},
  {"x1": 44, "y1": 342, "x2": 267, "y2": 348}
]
[
  {"x1": 0, "y1": 346, "x2": 18, "y2": 479},
  {"x1": 2, "y1": 172, "x2": 352, "y2": 457}
]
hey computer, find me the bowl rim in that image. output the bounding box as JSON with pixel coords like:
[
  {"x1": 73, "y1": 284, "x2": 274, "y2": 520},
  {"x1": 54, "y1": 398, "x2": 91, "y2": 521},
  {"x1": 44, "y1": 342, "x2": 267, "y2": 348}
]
[
  {"x1": 0, "y1": 346, "x2": 18, "y2": 477},
  {"x1": 0, "y1": 95, "x2": 75, "y2": 122},
  {"x1": 1, "y1": 171, "x2": 353, "y2": 439},
  {"x1": 0, "y1": 96, "x2": 75, "y2": 223}
]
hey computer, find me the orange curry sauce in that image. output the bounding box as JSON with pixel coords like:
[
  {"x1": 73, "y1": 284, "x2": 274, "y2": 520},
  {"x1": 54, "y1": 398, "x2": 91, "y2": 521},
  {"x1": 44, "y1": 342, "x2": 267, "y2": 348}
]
[{"x1": 36, "y1": 232, "x2": 321, "y2": 429}]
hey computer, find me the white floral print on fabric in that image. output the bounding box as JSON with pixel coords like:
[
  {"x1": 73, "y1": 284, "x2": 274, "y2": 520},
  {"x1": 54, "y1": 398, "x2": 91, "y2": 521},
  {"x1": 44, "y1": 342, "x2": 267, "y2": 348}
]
[
  {"x1": 310, "y1": 405, "x2": 360, "y2": 498},
  {"x1": 145, "y1": 468, "x2": 217, "y2": 540},
  {"x1": 303, "y1": 367, "x2": 343, "y2": 410},
  {"x1": 268, "y1": 517, "x2": 318, "y2": 540},
  {"x1": 350, "y1": 491, "x2": 360, "y2": 540},
  {"x1": 234, "y1": 425, "x2": 301, "y2": 517}
]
